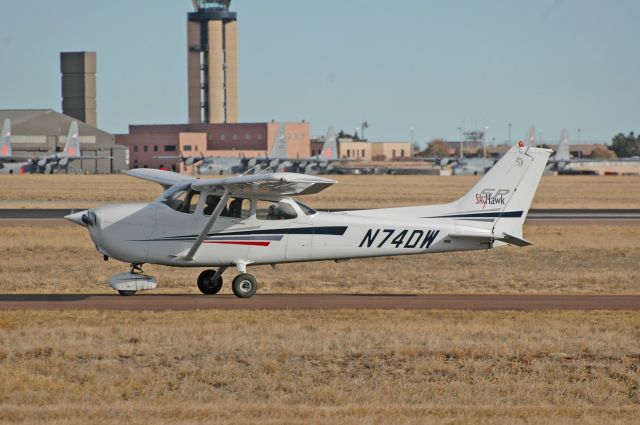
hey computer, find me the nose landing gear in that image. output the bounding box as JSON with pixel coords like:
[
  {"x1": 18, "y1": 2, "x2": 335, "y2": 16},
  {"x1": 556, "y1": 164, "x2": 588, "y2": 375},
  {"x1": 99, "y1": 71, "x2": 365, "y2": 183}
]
[{"x1": 109, "y1": 263, "x2": 157, "y2": 296}]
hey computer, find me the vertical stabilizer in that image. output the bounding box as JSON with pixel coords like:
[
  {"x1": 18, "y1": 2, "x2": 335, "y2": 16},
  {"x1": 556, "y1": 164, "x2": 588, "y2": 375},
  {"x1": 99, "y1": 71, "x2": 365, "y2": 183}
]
[
  {"x1": 0, "y1": 119, "x2": 11, "y2": 158},
  {"x1": 63, "y1": 121, "x2": 81, "y2": 158},
  {"x1": 452, "y1": 144, "x2": 552, "y2": 238},
  {"x1": 269, "y1": 123, "x2": 287, "y2": 159},
  {"x1": 319, "y1": 126, "x2": 338, "y2": 160}
]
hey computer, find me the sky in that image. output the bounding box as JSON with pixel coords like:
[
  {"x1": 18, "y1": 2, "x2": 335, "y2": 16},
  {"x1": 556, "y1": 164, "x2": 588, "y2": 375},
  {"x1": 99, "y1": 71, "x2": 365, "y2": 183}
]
[{"x1": 1, "y1": 0, "x2": 638, "y2": 147}]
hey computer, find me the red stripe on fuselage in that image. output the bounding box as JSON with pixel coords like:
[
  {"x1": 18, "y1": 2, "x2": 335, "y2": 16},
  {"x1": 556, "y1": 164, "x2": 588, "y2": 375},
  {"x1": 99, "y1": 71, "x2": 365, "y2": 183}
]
[{"x1": 204, "y1": 241, "x2": 270, "y2": 247}]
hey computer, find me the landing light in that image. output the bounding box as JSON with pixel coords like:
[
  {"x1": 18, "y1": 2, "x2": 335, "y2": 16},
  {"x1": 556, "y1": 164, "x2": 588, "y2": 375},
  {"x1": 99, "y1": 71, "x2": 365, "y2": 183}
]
[{"x1": 518, "y1": 141, "x2": 525, "y2": 148}]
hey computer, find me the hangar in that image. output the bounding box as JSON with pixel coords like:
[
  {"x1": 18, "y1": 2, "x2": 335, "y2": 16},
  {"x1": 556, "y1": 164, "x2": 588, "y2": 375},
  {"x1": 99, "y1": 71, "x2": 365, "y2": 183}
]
[{"x1": 0, "y1": 109, "x2": 128, "y2": 173}]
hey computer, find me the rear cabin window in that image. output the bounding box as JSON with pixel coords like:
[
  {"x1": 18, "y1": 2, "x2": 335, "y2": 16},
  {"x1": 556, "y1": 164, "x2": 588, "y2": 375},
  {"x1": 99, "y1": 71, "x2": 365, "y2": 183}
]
[{"x1": 256, "y1": 201, "x2": 298, "y2": 220}]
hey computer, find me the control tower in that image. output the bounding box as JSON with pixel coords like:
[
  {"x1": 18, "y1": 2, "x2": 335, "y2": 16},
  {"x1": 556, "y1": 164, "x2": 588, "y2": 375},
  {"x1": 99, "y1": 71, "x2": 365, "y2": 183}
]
[{"x1": 187, "y1": 0, "x2": 238, "y2": 124}]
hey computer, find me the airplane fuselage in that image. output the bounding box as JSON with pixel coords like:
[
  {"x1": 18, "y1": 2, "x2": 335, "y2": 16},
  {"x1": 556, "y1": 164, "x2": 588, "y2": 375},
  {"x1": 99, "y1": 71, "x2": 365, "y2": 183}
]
[{"x1": 84, "y1": 199, "x2": 487, "y2": 268}]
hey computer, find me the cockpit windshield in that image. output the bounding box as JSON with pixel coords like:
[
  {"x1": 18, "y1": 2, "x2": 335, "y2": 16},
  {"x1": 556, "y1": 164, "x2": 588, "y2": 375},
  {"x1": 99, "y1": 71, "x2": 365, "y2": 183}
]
[
  {"x1": 295, "y1": 200, "x2": 317, "y2": 216},
  {"x1": 160, "y1": 185, "x2": 201, "y2": 214}
]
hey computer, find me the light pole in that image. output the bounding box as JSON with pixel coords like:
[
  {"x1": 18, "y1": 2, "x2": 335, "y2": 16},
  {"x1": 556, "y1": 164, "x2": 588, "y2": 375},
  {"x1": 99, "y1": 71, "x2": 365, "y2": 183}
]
[
  {"x1": 457, "y1": 126, "x2": 464, "y2": 159},
  {"x1": 577, "y1": 128, "x2": 582, "y2": 158},
  {"x1": 538, "y1": 129, "x2": 543, "y2": 147},
  {"x1": 508, "y1": 123, "x2": 512, "y2": 145},
  {"x1": 483, "y1": 126, "x2": 489, "y2": 159}
]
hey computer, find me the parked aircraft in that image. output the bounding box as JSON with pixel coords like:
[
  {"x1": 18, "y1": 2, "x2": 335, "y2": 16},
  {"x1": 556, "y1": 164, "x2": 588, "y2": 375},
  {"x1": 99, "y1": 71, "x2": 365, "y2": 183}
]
[
  {"x1": 451, "y1": 157, "x2": 496, "y2": 175},
  {"x1": 277, "y1": 127, "x2": 340, "y2": 174},
  {"x1": 450, "y1": 126, "x2": 538, "y2": 176},
  {"x1": 35, "y1": 121, "x2": 90, "y2": 173},
  {"x1": 0, "y1": 119, "x2": 32, "y2": 174},
  {"x1": 166, "y1": 125, "x2": 339, "y2": 175},
  {"x1": 66, "y1": 142, "x2": 552, "y2": 298},
  {"x1": 197, "y1": 124, "x2": 289, "y2": 175}
]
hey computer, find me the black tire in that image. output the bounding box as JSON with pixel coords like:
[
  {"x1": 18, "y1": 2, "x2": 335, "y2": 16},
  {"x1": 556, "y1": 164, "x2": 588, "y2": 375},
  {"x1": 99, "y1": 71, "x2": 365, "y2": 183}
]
[
  {"x1": 197, "y1": 269, "x2": 224, "y2": 295},
  {"x1": 232, "y1": 274, "x2": 257, "y2": 298},
  {"x1": 118, "y1": 290, "x2": 136, "y2": 296}
]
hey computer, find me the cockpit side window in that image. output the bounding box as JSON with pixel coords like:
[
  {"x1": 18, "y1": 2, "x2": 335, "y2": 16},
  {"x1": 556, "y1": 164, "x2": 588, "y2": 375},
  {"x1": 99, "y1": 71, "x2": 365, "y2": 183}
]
[
  {"x1": 203, "y1": 194, "x2": 221, "y2": 216},
  {"x1": 183, "y1": 191, "x2": 201, "y2": 213},
  {"x1": 220, "y1": 197, "x2": 251, "y2": 219},
  {"x1": 256, "y1": 200, "x2": 298, "y2": 220}
]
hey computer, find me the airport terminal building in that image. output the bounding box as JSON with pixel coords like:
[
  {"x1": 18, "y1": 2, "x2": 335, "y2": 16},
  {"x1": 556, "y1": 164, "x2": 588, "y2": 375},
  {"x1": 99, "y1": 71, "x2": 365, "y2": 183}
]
[
  {"x1": 116, "y1": 122, "x2": 310, "y2": 172},
  {"x1": 0, "y1": 109, "x2": 128, "y2": 173}
]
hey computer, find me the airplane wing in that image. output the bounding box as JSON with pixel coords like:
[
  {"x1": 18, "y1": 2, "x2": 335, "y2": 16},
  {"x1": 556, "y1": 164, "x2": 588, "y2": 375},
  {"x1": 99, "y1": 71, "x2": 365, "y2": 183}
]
[
  {"x1": 126, "y1": 168, "x2": 196, "y2": 189},
  {"x1": 191, "y1": 172, "x2": 336, "y2": 197}
]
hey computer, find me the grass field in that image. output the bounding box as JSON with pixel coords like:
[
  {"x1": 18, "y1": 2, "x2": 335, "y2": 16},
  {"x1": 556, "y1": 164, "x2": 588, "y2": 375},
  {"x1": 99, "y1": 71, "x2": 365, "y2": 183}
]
[
  {"x1": 0, "y1": 223, "x2": 638, "y2": 295},
  {"x1": 0, "y1": 174, "x2": 638, "y2": 209},
  {"x1": 1, "y1": 310, "x2": 638, "y2": 424},
  {"x1": 1, "y1": 174, "x2": 639, "y2": 424}
]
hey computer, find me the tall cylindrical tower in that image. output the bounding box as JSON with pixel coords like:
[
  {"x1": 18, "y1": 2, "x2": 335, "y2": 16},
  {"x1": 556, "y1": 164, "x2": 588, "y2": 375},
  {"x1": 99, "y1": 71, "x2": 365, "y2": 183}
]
[{"x1": 187, "y1": 0, "x2": 238, "y2": 124}]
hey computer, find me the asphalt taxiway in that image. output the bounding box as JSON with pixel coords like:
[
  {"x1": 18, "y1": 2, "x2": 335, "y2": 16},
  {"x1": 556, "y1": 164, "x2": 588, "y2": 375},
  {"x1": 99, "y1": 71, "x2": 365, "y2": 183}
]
[{"x1": 1, "y1": 294, "x2": 639, "y2": 311}]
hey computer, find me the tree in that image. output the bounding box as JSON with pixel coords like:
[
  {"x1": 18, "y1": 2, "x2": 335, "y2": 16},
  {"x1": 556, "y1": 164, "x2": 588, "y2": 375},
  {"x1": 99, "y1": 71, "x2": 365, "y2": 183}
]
[
  {"x1": 611, "y1": 132, "x2": 639, "y2": 158},
  {"x1": 424, "y1": 139, "x2": 450, "y2": 157},
  {"x1": 590, "y1": 145, "x2": 617, "y2": 159}
]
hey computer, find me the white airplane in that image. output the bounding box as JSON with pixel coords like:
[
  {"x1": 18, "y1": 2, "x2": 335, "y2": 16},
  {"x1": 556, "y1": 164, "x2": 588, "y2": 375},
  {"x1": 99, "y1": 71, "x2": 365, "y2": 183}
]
[
  {"x1": 66, "y1": 142, "x2": 551, "y2": 297},
  {"x1": 0, "y1": 119, "x2": 32, "y2": 174}
]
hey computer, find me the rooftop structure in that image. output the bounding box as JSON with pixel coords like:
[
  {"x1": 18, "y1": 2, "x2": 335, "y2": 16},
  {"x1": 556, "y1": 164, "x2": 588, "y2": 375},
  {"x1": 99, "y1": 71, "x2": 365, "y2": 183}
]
[{"x1": 60, "y1": 52, "x2": 97, "y2": 126}]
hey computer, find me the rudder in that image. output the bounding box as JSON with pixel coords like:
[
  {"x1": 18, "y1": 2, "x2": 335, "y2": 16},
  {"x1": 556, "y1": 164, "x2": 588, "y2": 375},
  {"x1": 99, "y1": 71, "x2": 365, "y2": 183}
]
[
  {"x1": 0, "y1": 118, "x2": 11, "y2": 158},
  {"x1": 63, "y1": 121, "x2": 81, "y2": 158}
]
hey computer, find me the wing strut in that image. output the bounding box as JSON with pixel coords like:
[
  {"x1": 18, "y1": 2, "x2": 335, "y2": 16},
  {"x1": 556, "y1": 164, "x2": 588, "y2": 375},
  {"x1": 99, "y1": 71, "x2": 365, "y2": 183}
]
[{"x1": 182, "y1": 188, "x2": 230, "y2": 261}]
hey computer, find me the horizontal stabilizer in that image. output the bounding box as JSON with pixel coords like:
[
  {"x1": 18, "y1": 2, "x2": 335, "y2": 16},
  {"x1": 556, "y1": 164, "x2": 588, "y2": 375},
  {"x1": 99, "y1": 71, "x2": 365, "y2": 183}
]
[{"x1": 450, "y1": 231, "x2": 532, "y2": 247}]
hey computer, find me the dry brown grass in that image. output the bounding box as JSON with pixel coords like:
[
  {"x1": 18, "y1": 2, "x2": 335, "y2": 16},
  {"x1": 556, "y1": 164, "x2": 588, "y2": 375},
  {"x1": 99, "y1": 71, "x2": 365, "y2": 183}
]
[
  {"x1": 0, "y1": 174, "x2": 639, "y2": 209},
  {"x1": 0, "y1": 223, "x2": 638, "y2": 295},
  {"x1": 0, "y1": 310, "x2": 638, "y2": 424}
]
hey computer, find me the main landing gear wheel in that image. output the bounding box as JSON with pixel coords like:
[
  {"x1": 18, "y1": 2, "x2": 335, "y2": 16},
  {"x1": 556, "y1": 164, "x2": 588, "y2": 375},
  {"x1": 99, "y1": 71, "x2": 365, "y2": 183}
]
[
  {"x1": 118, "y1": 290, "x2": 136, "y2": 296},
  {"x1": 197, "y1": 269, "x2": 224, "y2": 295},
  {"x1": 232, "y1": 274, "x2": 258, "y2": 298}
]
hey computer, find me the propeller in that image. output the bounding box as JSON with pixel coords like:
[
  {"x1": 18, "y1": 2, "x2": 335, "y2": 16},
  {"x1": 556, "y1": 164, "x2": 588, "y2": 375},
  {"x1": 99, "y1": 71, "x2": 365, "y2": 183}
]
[{"x1": 184, "y1": 152, "x2": 205, "y2": 166}]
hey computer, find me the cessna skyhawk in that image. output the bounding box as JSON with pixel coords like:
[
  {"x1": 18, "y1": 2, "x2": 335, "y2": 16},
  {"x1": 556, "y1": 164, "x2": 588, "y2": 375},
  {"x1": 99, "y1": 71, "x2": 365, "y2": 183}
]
[{"x1": 66, "y1": 142, "x2": 551, "y2": 298}]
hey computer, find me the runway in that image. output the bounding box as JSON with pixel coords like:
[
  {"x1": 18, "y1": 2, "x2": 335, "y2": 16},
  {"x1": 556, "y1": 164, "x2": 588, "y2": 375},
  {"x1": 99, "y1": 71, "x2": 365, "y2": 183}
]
[{"x1": 1, "y1": 294, "x2": 639, "y2": 311}]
